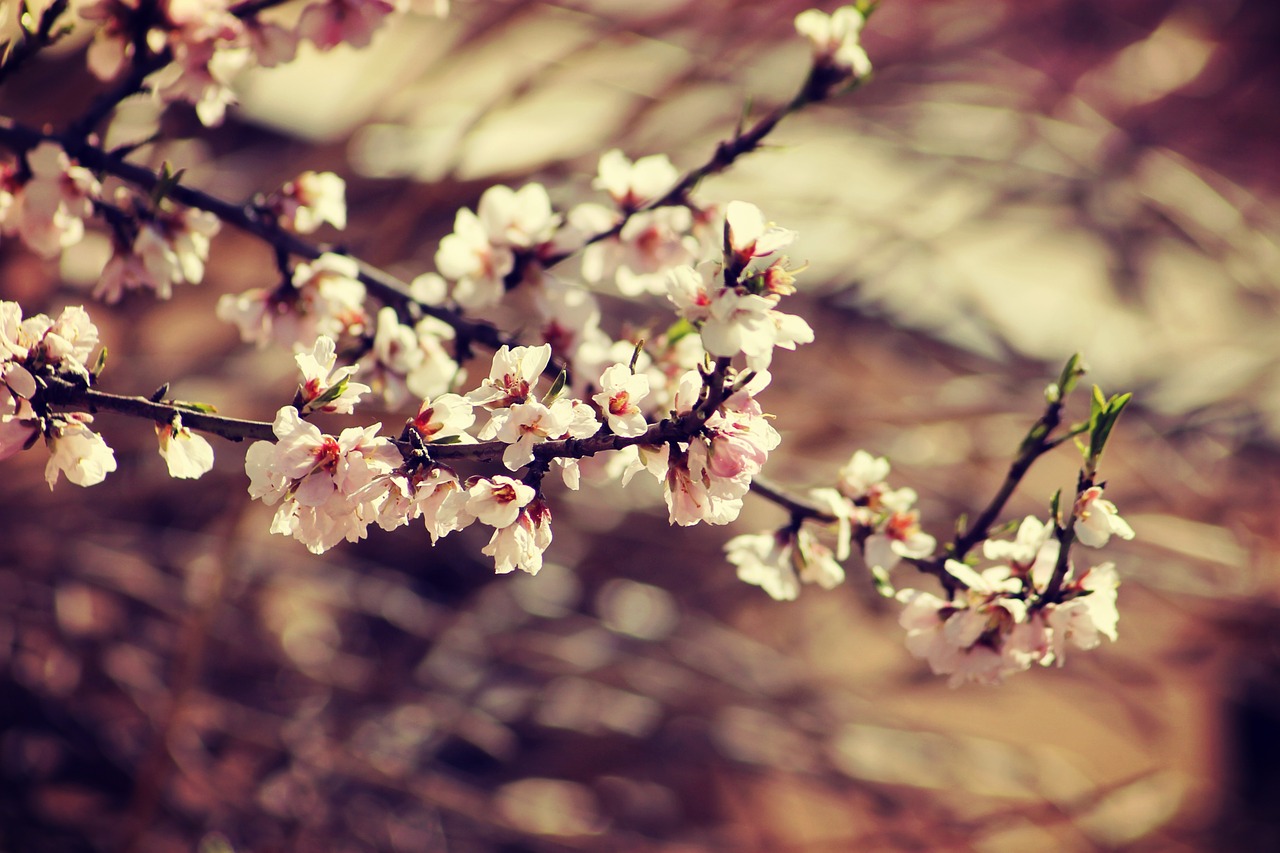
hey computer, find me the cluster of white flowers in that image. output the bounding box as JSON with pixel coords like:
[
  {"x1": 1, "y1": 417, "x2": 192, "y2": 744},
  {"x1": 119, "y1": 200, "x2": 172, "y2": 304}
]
[
  {"x1": 77, "y1": 0, "x2": 419, "y2": 127},
  {"x1": 436, "y1": 184, "x2": 563, "y2": 309},
  {"x1": 897, "y1": 498, "x2": 1132, "y2": 687},
  {"x1": 0, "y1": 301, "x2": 116, "y2": 487},
  {"x1": 267, "y1": 171, "x2": 347, "y2": 235},
  {"x1": 0, "y1": 300, "x2": 218, "y2": 485},
  {"x1": 217, "y1": 252, "x2": 368, "y2": 349},
  {"x1": 0, "y1": 142, "x2": 99, "y2": 259},
  {"x1": 96, "y1": 204, "x2": 221, "y2": 303},
  {"x1": 666, "y1": 201, "x2": 814, "y2": 371},
  {"x1": 794, "y1": 5, "x2": 872, "y2": 80}
]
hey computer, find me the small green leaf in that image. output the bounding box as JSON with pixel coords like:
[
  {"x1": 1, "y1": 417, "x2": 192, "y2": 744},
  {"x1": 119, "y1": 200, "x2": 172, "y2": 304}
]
[
  {"x1": 150, "y1": 162, "x2": 186, "y2": 207},
  {"x1": 92, "y1": 346, "x2": 108, "y2": 379},
  {"x1": 541, "y1": 370, "x2": 568, "y2": 406},
  {"x1": 1049, "y1": 488, "x2": 1062, "y2": 526},
  {"x1": 869, "y1": 564, "x2": 896, "y2": 598},
  {"x1": 1056, "y1": 353, "x2": 1084, "y2": 398},
  {"x1": 173, "y1": 400, "x2": 218, "y2": 414}
]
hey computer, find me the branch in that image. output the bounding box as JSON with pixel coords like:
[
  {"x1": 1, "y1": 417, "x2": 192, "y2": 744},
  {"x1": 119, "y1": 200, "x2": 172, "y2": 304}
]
[{"x1": 0, "y1": 0, "x2": 70, "y2": 86}]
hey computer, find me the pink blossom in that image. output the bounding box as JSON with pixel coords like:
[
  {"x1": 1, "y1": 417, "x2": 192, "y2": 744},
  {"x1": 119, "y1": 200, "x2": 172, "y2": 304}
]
[
  {"x1": 45, "y1": 414, "x2": 117, "y2": 489},
  {"x1": 272, "y1": 171, "x2": 347, "y2": 233},
  {"x1": 295, "y1": 335, "x2": 370, "y2": 414},
  {"x1": 794, "y1": 6, "x2": 872, "y2": 78},
  {"x1": 593, "y1": 363, "x2": 650, "y2": 438},
  {"x1": 156, "y1": 414, "x2": 214, "y2": 479},
  {"x1": 482, "y1": 498, "x2": 553, "y2": 575},
  {"x1": 466, "y1": 475, "x2": 535, "y2": 529},
  {"x1": 1073, "y1": 486, "x2": 1135, "y2": 548}
]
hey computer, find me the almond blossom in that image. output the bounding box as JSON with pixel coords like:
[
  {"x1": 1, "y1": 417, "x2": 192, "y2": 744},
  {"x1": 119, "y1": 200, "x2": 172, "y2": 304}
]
[
  {"x1": 271, "y1": 171, "x2": 347, "y2": 234},
  {"x1": 45, "y1": 414, "x2": 117, "y2": 489},
  {"x1": 724, "y1": 200, "x2": 797, "y2": 266},
  {"x1": 97, "y1": 206, "x2": 221, "y2": 302},
  {"x1": 1072, "y1": 486, "x2": 1135, "y2": 548},
  {"x1": 217, "y1": 252, "x2": 368, "y2": 349},
  {"x1": 593, "y1": 149, "x2": 678, "y2": 211},
  {"x1": 245, "y1": 407, "x2": 401, "y2": 553},
  {"x1": 295, "y1": 335, "x2": 370, "y2": 415},
  {"x1": 356, "y1": 307, "x2": 457, "y2": 408},
  {"x1": 466, "y1": 475, "x2": 535, "y2": 529},
  {"x1": 593, "y1": 363, "x2": 650, "y2": 438},
  {"x1": 156, "y1": 414, "x2": 215, "y2": 479},
  {"x1": 794, "y1": 6, "x2": 872, "y2": 79},
  {"x1": 727, "y1": 527, "x2": 846, "y2": 602},
  {"x1": 436, "y1": 184, "x2": 561, "y2": 308},
  {"x1": 482, "y1": 497, "x2": 553, "y2": 575},
  {"x1": 2, "y1": 142, "x2": 99, "y2": 259},
  {"x1": 298, "y1": 0, "x2": 406, "y2": 50}
]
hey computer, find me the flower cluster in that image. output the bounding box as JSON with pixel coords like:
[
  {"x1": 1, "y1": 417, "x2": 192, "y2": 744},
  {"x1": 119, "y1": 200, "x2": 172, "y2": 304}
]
[
  {"x1": 0, "y1": 302, "x2": 116, "y2": 487},
  {"x1": 897, "y1": 495, "x2": 1132, "y2": 687},
  {"x1": 666, "y1": 201, "x2": 813, "y2": 370},
  {"x1": 0, "y1": 142, "x2": 99, "y2": 259},
  {"x1": 77, "y1": 0, "x2": 416, "y2": 127},
  {"x1": 436, "y1": 184, "x2": 562, "y2": 309}
]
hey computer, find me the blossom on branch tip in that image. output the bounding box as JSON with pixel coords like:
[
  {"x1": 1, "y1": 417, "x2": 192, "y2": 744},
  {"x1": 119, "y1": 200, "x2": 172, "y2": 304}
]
[
  {"x1": 727, "y1": 527, "x2": 846, "y2": 601},
  {"x1": 1073, "y1": 486, "x2": 1134, "y2": 548},
  {"x1": 794, "y1": 6, "x2": 871, "y2": 79}
]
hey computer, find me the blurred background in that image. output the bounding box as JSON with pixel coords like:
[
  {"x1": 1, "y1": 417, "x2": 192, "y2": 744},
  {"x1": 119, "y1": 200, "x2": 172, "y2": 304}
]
[{"x1": 2, "y1": 0, "x2": 1280, "y2": 849}]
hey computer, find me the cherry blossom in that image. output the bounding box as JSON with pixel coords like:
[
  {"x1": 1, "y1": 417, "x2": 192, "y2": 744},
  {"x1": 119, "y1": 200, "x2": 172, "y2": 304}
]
[
  {"x1": 482, "y1": 498, "x2": 553, "y2": 575},
  {"x1": 156, "y1": 414, "x2": 215, "y2": 479},
  {"x1": 271, "y1": 171, "x2": 347, "y2": 234},
  {"x1": 593, "y1": 363, "x2": 650, "y2": 438},
  {"x1": 1045, "y1": 562, "x2": 1119, "y2": 665},
  {"x1": 45, "y1": 414, "x2": 117, "y2": 489},
  {"x1": 245, "y1": 407, "x2": 401, "y2": 553},
  {"x1": 295, "y1": 335, "x2": 370, "y2": 415},
  {"x1": 407, "y1": 394, "x2": 475, "y2": 445},
  {"x1": 468, "y1": 344, "x2": 551, "y2": 411},
  {"x1": 794, "y1": 6, "x2": 872, "y2": 78},
  {"x1": 466, "y1": 475, "x2": 535, "y2": 529},
  {"x1": 1072, "y1": 486, "x2": 1135, "y2": 548},
  {"x1": 217, "y1": 252, "x2": 368, "y2": 349}
]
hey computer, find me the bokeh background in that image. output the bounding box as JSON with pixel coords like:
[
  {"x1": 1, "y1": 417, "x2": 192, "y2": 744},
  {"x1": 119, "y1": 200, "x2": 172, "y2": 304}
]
[{"x1": 2, "y1": 0, "x2": 1280, "y2": 850}]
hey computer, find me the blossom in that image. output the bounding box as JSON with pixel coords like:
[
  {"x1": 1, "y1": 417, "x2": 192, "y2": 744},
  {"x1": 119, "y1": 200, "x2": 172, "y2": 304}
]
[
  {"x1": 724, "y1": 200, "x2": 797, "y2": 265},
  {"x1": 466, "y1": 475, "x2": 535, "y2": 529},
  {"x1": 467, "y1": 344, "x2": 551, "y2": 410},
  {"x1": 244, "y1": 407, "x2": 400, "y2": 553},
  {"x1": 156, "y1": 414, "x2": 215, "y2": 479},
  {"x1": 727, "y1": 527, "x2": 846, "y2": 601},
  {"x1": 437, "y1": 183, "x2": 561, "y2": 308},
  {"x1": 299, "y1": 0, "x2": 405, "y2": 50},
  {"x1": 593, "y1": 363, "x2": 650, "y2": 438},
  {"x1": 0, "y1": 394, "x2": 39, "y2": 461},
  {"x1": 984, "y1": 515, "x2": 1059, "y2": 587},
  {"x1": 593, "y1": 149, "x2": 678, "y2": 210},
  {"x1": 863, "y1": 508, "x2": 936, "y2": 574},
  {"x1": 45, "y1": 414, "x2": 117, "y2": 488},
  {"x1": 407, "y1": 394, "x2": 475, "y2": 444},
  {"x1": 4, "y1": 142, "x2": 99, "y2": 258},
  {"x1": 1073, "y1": 486, "x2": 1135, "y2": 548},
  {"x1": 295, "y1": 335, "x2": 370, "y2": 414},
  {"x1": 795, "y1": 6, "x2": 871, "y2": 79},
  {"x1": 356, "y1": 307, "x2": 457, "y2": 408},
  {"x1": 1045, "y1": 563, "x2": 1119, "y2": 665},
  {"x1": 838, "y1": 449, "x2": 890, "y2": 500},
  {"x1": 272, "y1": 171, "x2": 347, "y2": 233},
  {"x1": 98, "y1": 206, "x2": 221, "y2": 302},
  {"x1": 482, "y1": 498, "x2": 553, "y2": 575},
  {"x1": 217, "y1": 252, "x2": 368, "y2": 349}
]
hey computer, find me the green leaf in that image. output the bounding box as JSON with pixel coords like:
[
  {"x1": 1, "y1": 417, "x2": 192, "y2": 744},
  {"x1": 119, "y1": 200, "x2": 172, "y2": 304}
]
[
  {"x1": 92, "y1": 346, "x2": 108, "y2": 379},
  {"x1": 1049, "y1": 488, "x2": 1062, "y2": 526},
  {"x1": 150, "y1": 162, "x2": 186, "y2": 207},
  {"x1": 869, "y1": 564, "x2": 896, "y2": 598},
  {"x1": 541, "y1": 370, "x2": 568, "y2": 406},
  {"x1": 173, "y1": 400, "x2": 218, "y2": 414},
  {"x1": 1055, "y1": 353, "x2": 1084, "y2": 398}
]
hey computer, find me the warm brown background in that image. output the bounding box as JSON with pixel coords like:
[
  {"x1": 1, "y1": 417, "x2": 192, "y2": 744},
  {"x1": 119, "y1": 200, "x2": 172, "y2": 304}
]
[{"x1": 2, "y1": 0, "x2": 1279, "y2": 850}]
